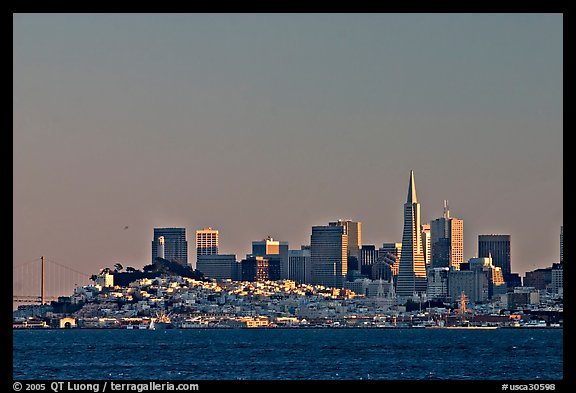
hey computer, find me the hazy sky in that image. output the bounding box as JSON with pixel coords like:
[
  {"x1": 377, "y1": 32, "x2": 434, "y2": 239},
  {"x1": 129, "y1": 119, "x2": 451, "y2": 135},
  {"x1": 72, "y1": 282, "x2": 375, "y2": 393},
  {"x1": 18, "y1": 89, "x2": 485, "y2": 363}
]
[{"x1": 13, "y1": 13, "x2": 562, "y2": 296}]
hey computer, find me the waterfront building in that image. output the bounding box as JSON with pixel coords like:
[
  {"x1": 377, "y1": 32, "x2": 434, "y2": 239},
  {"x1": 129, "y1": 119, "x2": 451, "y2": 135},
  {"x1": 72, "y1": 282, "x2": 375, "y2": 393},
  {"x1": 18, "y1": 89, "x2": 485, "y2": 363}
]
[
  {"x1": 430, "y1": 200, "x2": 463, "y2": 270},
  {"x1": 288, "y1": 248, "x2": 311, "y2": 284},
  {"x1": 310, "y1": 225, "x2": 348, "y2": 288},
  {"x1": 152, "y1": 228, "x2": 188, "y2": 266},
  {"x1": 448, "y1": 269, "x2": 485, "y2": 304},
  {"x1": 478, "y1": 234, "x2": 511, "y2": 278},
  {"x1": 252, "y1": 237, "x2": 289, "y2": 279},
  {"x1": 197, "y1": 254, "x2": 237, "y2": 280},
  {"x1": 396, "y1": 171, "x2": 427, "y2": 297},
  {"x1": 500, "y1": 287, "x2": 540, "y2": 309}
]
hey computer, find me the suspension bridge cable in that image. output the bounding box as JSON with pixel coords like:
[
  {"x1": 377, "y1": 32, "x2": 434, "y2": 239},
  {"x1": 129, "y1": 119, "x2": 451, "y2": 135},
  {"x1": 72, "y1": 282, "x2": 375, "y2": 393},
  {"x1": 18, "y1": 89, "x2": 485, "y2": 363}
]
[
  {"x1": 44, "y1": 258, "x2": 92, "y2": 277},
  {"x1": 12, "y1": 257, "x2": 41, "y2": 269}
]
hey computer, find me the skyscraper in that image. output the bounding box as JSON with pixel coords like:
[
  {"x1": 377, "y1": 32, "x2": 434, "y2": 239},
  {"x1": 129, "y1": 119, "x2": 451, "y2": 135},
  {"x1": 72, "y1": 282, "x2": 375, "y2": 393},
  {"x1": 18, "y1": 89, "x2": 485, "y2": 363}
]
[
  {"x1": 421, "y1": 223, "x2": 431, "y2": 267},
  {"x1": 329, "y1": 219, "x2": 362, "y2": 260},
  {"x1": 430, "y1": 200, "x2": 464, "y2": 270},
  {"x1": 478, "y1": 234, "x2": 511, "y2": 278},
  {"x1": 310, "y1": 225, "x2": 348, "y2": 288},
  {"x1": 152, "y1": 228, "x2": 188, "y2": 266},
  {"x1": 380, "y1": 242, "x2": 402, "y2": 276},
  {"x1": 288, "y1": 248, "x2": 311, "y2": 284},
  {"x1": 196, "y1": 227, "x2": 219, "y2": 257},
  {"x1": 560, "y1": 226, "x2": 563, "y2": 263},
  {"x1": 396, "y1": 171, "x2": 427, "y2": 296},
  {"x1": 252, "y1": 236, "x2": 289, "y2": 279}
]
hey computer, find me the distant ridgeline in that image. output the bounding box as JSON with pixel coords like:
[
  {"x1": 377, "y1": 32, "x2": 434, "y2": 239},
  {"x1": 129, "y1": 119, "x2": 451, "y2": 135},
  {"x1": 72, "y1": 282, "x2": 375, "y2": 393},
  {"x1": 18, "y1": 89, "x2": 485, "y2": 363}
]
[{"x1": 113, "y1": 258, "x2": 205, "y2": 287}]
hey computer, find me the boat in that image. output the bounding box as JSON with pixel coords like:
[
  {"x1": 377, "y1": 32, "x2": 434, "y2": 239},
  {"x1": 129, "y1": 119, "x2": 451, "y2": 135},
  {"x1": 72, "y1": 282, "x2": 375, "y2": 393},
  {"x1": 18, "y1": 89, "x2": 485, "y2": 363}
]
[{"x1": 150, "y1": 312, "x2": 173, "y2": 330}]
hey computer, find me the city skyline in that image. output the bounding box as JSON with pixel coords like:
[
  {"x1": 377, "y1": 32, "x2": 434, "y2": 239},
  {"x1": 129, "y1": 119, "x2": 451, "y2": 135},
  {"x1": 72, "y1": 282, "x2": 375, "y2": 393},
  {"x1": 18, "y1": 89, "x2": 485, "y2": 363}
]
[{"x1": 13, "y1": 14, "x2": 562, "y2": 289}]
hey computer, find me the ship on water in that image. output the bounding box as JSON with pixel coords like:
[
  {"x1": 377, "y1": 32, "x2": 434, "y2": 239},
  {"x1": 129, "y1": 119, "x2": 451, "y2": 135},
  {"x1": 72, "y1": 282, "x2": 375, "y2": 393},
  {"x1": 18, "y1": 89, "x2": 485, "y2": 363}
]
[{"x1": 150, "y1": 312, "x2": 173, "y2": 330}]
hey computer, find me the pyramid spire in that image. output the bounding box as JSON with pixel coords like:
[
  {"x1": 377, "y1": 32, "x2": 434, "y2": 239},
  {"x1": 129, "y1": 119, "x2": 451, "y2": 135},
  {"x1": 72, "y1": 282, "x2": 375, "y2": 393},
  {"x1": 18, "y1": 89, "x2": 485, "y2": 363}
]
[{"x1": 407, "y1": 170, "x2": 417, "y2": 204}]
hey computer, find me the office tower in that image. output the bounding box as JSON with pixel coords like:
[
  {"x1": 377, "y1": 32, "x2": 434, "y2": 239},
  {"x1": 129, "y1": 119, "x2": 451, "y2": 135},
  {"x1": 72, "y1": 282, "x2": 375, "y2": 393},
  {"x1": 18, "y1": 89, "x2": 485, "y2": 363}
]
[
  {"x1": 468, "y1": 257, "x2": 506, "y2": 299},
  {"x1": 152, "y1": 228, "x2": 188, "y2": 266},
  {"x1": 560, "y1": 226, "x2": 563, "y2": 263},
  {"x1": 524, "y1": 268, "x2": 553, "y2": 290},
  {"x1": 196, "y1": 227, "x2": 219, "y2": 261},
  {"x1": 478, "y1": 234, "x2": 511, "y2": 278},
  {"x1": 252, "y1": 236, "x2": 289, "y2": 279},
  {"x1": 241, "y1": 256, "x2": 280, "y2": 282},
  {"x1": 426, "y1": 267, "x2": 449, "y2": 301},
  {"x1": 360, "y1": 245, "x2": 377, "y2": 276},
  {"x1": 551, "y1": 263, "x2": 563, "y2": 295},
  {"x1": 430, "y1": 200, "x2": 464, "y2": 270},
  {"x1": 396, "y1": 171, "x2": 427, "y2": 296},
  {"x1": 310, "y1": 225, "x2": 348, "y2": 288},
  {"x1": 380, "y1": 242, "x2": 402, "y2": 275},
  {"x1": 421, "y1": 224, "x2": 431, "y2": 267},
  {"x1": 196, "y1": 254, "x2": 237, "y2": 280},
  {"x1": 329, "y1": 220, "x2": 362, "y2": 261},
  {"x1": 288, "y1": 248, "x2": 311, "y2": 284}
]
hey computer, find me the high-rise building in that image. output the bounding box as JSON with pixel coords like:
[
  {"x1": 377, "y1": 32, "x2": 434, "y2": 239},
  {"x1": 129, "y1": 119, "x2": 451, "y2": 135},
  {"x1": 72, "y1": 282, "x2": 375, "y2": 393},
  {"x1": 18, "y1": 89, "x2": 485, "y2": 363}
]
[
  {"x1": 329, "y1": 220, "x2": 362, "y2": 260},
  {"x1": 380, "y1": 243, "x2": 402, "y2": 276},
  {"x1": 426, "y1": 267, "x2": 449, "y2": 301},
  {"x1": 241, "y1": 256, "x2": 280, "y2": 282},
  {"x1": 478, "y1": 234, "x2": 511, "y2": 278},
  {"x1": 288, "y1": 248, "x2": 311, "y2": 284},
  {"x1": 421, "y1": 223, "x2": 431, "y2": 267},
  {"x1": 551, "y1": 263, "x2": 563, "y2": 295},
  {"x1": 196, "y1": 227, "x2": 219, "y2": 268},
  {"x1": 560, "y1": 226, "x2": 563, "y2": 263},
  {"x1": 197, "y1": 254, "x2": 237, "y2": 281},
  {"x1": 252, "y1": 237, "x2": 289, "y2": 279},
  {"x1": 396, "y1": 171, "x2": 427, "y2": 296},
  {"x1": 468, "y1": 256, "x2": 506, "y2": 299},
  {"x1": 360, "y1": 245, "x2": 377, "y2": 276},
  {"x1": 523, "y1": 268, "x2": 553, "y2": 290},
  {"x1": 152, "y1": 228, "x2": 188, "y2": 266},
  {"x1": 430, "y1": 200, "x2": 463, "y2": 270},
  {"x1": 310, "y1": 225, "x2": 348, "y2": 288}
]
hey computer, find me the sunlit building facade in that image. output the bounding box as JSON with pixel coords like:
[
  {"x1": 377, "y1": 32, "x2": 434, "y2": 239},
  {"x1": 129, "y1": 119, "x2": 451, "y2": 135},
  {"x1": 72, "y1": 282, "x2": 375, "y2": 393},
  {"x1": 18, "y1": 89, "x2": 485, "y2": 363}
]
[
  {"x1": 396, "y1": 171, "x2": 427, "y2": 296},
  {"x1": 310, "y1": 225, "x2": 348, "y2": 288}
]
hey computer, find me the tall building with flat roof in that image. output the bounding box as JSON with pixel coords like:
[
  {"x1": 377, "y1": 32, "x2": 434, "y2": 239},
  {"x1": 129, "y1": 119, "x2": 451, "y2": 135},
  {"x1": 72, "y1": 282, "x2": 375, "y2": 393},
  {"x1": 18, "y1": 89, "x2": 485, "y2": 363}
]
[
  {"x1": 310, "y1": 225, "x2": 348, "y2": 288},
  {"x1": 421, "y1": 223, "x2": 431, "y2": 267},
  {"x1": 380, "y1": 242, "x2": 402, "y2": 276},
  {"x1": 560, "y1": 226, "x2": 563, "y2": 263},
  {"x1": 196, "y1": 227, "x2": 219, "y2": 261},
  {"x1": 329, "y1": 220, "x2": 362, "y2": 261},
  {"x1": 252, "y1": 236, "x2": 289, "y2": 279},
  {"x1": 197, "y1": 254, "x2": 236, "y2": 280},
  {"x1": 152, "y1": 228, "x2": 188, "y2": 266},
  {"x1": 288, "y1": 249, "x2": 310, "y2": 284},
  {"x1": 430, "y1": 200, "x2": 463, "y2": 270},
  {"x1": 478, "y1": 234, "x2": 511, "y2": 278},
  {"x1": 396, "y1": 171, "x2": 427, "y2": 296}
]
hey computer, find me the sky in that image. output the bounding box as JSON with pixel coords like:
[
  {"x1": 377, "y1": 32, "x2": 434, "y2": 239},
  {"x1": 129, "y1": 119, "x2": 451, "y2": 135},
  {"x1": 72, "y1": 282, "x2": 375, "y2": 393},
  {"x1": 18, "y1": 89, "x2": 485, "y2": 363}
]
[{"x1": 13, "y1": 13, "x2": 563, "y2": 298}]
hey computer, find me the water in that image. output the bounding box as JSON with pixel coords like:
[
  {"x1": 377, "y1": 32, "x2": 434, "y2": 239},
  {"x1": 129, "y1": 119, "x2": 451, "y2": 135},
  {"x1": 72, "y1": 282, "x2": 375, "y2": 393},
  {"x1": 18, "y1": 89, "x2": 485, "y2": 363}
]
[{"x1": 13, "y1": 329, "x2": 563, "y2": 380}]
